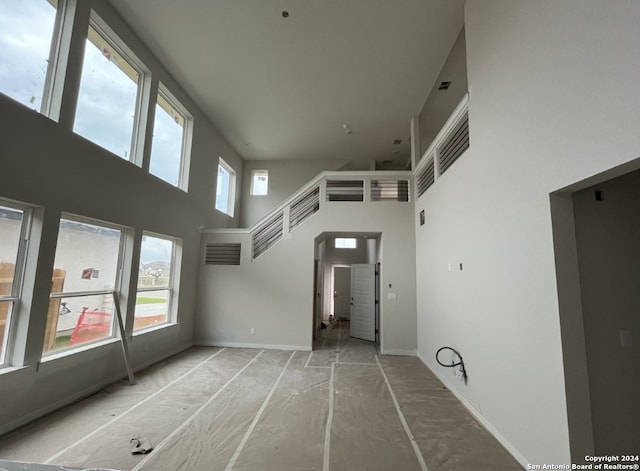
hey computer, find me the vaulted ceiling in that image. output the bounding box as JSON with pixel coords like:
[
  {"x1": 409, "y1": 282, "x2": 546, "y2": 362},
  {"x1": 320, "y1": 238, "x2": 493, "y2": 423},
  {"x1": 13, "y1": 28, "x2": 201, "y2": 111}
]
[{"x1": 108, "y1": 0, "x2": 465, "y2": 168}]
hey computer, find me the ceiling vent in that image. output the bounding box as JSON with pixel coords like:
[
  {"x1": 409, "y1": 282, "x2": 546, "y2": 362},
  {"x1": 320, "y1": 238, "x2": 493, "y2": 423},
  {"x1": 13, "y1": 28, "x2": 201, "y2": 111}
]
[
  {"x1": 438, "y1": 81, "x2": 451, "y2": 90},
  {"x1": 204, "y1": 243, "x2": 241, "y2": 265},
  {"x1": 393, "y1": 139, "x2": 402, "y2": 145}
]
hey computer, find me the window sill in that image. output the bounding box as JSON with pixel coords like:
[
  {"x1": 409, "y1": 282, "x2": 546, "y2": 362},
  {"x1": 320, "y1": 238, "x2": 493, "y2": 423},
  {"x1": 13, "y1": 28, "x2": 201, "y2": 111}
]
[
  {"x1": 0, "y1": 365, "x2": 29, "y2": 377},
  {"x1": 132, "y1": 321, "x2": 177, "y2": 337},
  {"x1": 40, "y1": 337, "x2": 120, "y2": 364}
]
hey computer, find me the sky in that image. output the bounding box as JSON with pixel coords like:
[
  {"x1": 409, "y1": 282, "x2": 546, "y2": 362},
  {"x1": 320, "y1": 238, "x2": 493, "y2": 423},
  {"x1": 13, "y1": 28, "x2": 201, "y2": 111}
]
[{"x1": 0, "y1": 0, "x2": 184, "y2": 186}]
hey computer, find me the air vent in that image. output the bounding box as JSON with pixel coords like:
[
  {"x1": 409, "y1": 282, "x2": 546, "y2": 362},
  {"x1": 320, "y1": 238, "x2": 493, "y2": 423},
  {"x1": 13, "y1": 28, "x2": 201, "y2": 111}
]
[
  {"x1": 204, "y1": 243, "x2": 241, "y2": 265},
  {"x1": 393, "y1": 139, "x2": 402, "y2": 145},
  {"x1": 290, "y1": 186, "x2": 320, "y2": 231},
  {"x1": 437, "y1": 112, "x2": 469, "y2": 175},
  {"x1": 416, "y1": 159, "x2": 435, "y2": 197},
  {"x1": 438, "y1": 81, "x2": 451, "y2": 90},
  {"x1": 252, "y1": 212, "x2": 284, "y2": 259},
  {"x1": 371, "y1": 179, "x2": 410, "y2": 202},
  {"x1": 326, "y1": 180, "x2": 364, "y2": 202}
]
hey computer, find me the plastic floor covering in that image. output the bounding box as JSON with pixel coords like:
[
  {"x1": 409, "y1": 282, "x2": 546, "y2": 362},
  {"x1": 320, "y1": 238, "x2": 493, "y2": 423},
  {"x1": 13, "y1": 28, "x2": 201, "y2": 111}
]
[{"x1": 0, "y1": 322, "x2": 523, "y2": 470}]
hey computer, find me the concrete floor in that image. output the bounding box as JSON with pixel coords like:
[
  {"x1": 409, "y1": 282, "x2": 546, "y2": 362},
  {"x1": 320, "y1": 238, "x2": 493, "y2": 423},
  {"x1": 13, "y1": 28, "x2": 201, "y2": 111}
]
[{"x1": 0, "y1": 322, "x2": 523, "y2": 470}]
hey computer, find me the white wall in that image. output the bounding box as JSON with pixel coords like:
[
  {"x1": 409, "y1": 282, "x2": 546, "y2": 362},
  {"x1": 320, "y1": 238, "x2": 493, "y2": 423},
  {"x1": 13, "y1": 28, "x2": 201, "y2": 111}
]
[
  {"x1": 240, "y1": 159, "x2": 347, "y2": 228},
  {"x1": 573, "y1": 170, "x2": 640, "y2": 454},
  {"x1": 197, "y1": 199, "x2": 417, "y2": 355},
  {"x1": 415, "y1": 0, "x2": 640, "y2": 465},
  {"x1": 0, "y1": 0, "x2": 243, "y2": 435}
]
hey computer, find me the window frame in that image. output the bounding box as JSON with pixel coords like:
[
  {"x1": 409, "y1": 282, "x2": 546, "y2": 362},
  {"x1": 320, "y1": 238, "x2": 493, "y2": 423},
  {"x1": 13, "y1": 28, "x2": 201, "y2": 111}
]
[
  {"x1": 250, "y1": 169, "x2": 269, "y2": 196},
  {"x1": 134, "y1": 231, "x2": 179, "y2": 333},
  {"x1": 149, "y1": 83, "x2": 193, "y2": 190},
  {"x1": 44, "y1": 213, "x2": 126, "y2": 355},
  {"x1": 215, "y1": 157, "x2": 236, "y2": 217},
  {"x1": 73, "y1": 12, "x2": 148, "y2": 165},
  {"x1": 0, "y1": 200, "x2": 33, "y2": 368},
  {"x1": 335, "y1": 238, "x2": 357, "y2": 249}
]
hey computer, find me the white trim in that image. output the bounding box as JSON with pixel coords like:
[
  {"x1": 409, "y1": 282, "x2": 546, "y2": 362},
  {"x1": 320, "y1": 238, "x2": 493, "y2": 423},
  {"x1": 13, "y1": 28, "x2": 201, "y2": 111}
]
[
  {"x1": 380, "y1": 349, "x2": 416, "y2": 356},
  {"x1": 416, "y1": 351, "x2": 528, "y2": 468},
  {"x1": 194, "y1": 340, "x2": 311, "y2": 352}
]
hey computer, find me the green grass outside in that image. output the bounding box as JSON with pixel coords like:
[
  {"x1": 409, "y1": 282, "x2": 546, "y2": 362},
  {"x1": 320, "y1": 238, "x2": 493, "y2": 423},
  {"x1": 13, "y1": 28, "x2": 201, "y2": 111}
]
[
  {"x1": 136, "y1": 297, "x2": 166, "y2": 304},
  {"x1": 55, "y1": 335, "x2": 71, "y2": 349}
]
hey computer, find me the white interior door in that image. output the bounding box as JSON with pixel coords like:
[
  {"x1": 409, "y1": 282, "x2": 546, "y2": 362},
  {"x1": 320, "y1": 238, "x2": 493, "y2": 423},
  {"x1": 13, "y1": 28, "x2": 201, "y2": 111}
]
[{"x1": 350, "y1": 264, "x2": 375, "y2": 341}]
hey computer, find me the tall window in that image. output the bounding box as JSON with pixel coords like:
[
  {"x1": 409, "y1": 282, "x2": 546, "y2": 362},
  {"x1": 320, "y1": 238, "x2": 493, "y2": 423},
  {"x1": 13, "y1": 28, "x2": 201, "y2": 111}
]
[
  {"x1": 73, "y1": 19, "x2": 142, "y2": 161},
  {"x1": 150, "y1": 85, "x2": 190, "y2": 188},
  {"x1": 215, "y1": 158, "x2": 236, "y2": 216},
  {"x1": 250, "y1": 170, "x2": 269, "y2": 196},
  {"x1": 134, "y1": 233, "x2": 178, "y2": 332},
  {"x1": 0, "y1": 0, "x2": 58, "y2": 112},
  {"x1": 0, "y1": 202, "x2": 31, "y2": 366},
  {"x1": 46, "y1": 216, "x2": 124, "y2": 354}
]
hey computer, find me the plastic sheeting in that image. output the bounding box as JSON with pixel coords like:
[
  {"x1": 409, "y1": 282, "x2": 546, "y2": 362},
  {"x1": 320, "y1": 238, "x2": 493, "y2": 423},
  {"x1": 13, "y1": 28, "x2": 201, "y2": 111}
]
[{"x1": 0, "y1": 325, "x2": 522, "y2": 470}]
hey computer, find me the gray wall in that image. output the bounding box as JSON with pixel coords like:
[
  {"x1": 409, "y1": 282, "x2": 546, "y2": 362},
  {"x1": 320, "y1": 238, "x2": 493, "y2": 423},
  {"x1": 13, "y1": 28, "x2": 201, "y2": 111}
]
[
  {"x1": 573, "y1": 170, "x2": 640, "y2": 454},
  {"x1": 415, "y1": 0, "x2": 640, "y2": 465},
  {"x1": 0, "y1": 0, "x2": 243, "y2": 434},
  {"x1": 240, "y1": 159, "x2": 347, "y2": 228}
]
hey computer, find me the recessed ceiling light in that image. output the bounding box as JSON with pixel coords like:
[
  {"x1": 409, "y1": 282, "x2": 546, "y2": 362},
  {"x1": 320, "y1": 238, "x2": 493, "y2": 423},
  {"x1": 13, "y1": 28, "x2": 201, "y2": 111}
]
[{"x1": 281, "y1": 10, "x2": 289, "y2": 18}]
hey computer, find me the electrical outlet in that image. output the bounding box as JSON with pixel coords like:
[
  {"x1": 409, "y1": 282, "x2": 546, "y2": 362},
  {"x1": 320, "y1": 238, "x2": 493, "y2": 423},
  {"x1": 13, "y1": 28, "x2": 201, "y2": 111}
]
[{"x1": 250, "y1": 328, "x2": 255, "y2": 335}]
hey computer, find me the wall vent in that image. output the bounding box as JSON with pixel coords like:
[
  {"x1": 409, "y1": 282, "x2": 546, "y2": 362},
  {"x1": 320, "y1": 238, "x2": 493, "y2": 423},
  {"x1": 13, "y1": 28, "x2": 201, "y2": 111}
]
[
  {"x1": 438, "y1": 112, "x2": 469, "y2": 175},
  {"x1": 290, "y1": 186, "x2": 320, "y2": 231},
  {"x1": 326, "y1": 180, "x2": 364, "y2": 202},
  {"x1": 416, "y1": 159, "x2": 435, "y2": 197},
  {"x1": 252, "y1": 212, "x2": 284, "y2": 259},
  {"x1": 371, "y1": 179, "x2": 410, "y2": 202},
  {"x1": 204, "y1": 243, "x2": 241, "y2": 265}
]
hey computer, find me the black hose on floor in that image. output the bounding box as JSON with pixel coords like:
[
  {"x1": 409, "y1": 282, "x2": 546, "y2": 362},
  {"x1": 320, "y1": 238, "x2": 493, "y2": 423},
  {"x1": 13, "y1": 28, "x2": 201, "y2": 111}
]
[{"x1": 436, "y1": 346, "x2": 468, "y2": 384}]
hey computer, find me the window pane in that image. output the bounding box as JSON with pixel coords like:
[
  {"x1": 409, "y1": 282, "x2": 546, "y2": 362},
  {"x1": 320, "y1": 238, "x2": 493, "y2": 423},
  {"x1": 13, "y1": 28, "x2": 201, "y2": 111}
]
[
  {"x1": 48, "y1": 295, "x2": 114, "y2": 351},
  {"x1": 335, "y1": 238, "x2": 357, "y2": 249},
  {"x1": 215, "y1": 164, "x2": 230, "y2": 213},
  {"x1": 74, "y1": 24, "x2": 139, "y2": 160},
  {"x1": 134, "y1": 289, "x2": 169, "y2": 330},
  {"x1": 45, "y1": 218, "x2": 122, "y2": 353},
  {"x1": 0, "y1": 205, "x2": 25, "y2": 294},
  {"x1": 135, "y1": 235, "x2": 174, "y2": 331},
  {"x1": 150, "y1": 90, "x2": 186, "y2": 186},
  {"x1": 0, "y1": 0, "x2": 57, "y2": 111},
  {"x1": 251, "y1": 170, "x2": 268, "y2": 196}
]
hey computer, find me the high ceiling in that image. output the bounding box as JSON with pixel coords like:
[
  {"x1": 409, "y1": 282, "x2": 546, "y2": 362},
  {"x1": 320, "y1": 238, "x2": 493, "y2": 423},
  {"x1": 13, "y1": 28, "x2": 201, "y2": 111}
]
[{"x1": 108, "y1": 0, "x2": 465, "y2": 168}]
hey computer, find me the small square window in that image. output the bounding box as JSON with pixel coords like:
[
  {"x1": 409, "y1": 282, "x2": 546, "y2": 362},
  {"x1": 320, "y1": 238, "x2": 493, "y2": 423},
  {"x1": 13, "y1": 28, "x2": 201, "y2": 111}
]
[
  {"x1": 250, "y1": 170, "x2": 269, "y2": 196},
  {"x1": 335, "y1": 238, "x2": 357, "y2": 249},
  {"x1": 150, "y1": 85, "x2": 191, "y2": 189},
  {"x1": 73, "y1": 18, "x2": 144, "y2": 161},
  {"x1": 215, "y1": 158, "x2": 236, "y2": 216}
]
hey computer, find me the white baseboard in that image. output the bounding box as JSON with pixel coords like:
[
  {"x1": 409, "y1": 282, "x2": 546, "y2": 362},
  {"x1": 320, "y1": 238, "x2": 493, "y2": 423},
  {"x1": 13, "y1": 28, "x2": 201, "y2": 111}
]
[
  {"x1": 380, "y1": 349, "x2": 417, "y2": 356},
  {"x1": 195, "y1": 340, "x2": 311, "y2": 352},
  {"x1": 416, "y1": 351, "x2": 528, "y2": 469}
]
